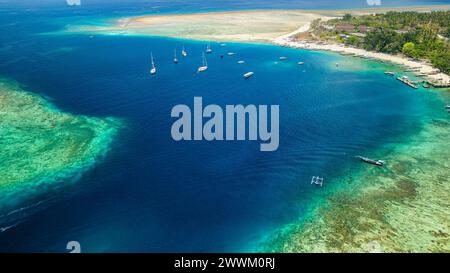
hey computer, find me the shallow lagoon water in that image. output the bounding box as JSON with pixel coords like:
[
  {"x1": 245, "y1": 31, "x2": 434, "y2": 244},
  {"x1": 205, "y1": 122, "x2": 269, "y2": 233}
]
[{"x1": 0, "y1": 3, "x2": 448, "y2": 252}]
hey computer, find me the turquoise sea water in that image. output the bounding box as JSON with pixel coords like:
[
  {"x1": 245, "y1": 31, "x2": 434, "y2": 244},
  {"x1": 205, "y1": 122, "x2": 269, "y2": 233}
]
[{"x1": 0, "y1": 1, "x2": 448, "y2": 252}]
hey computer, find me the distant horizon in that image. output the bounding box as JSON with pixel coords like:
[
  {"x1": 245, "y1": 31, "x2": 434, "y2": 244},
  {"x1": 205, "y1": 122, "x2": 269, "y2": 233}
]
[{"x1": 2, "y1": 0, "x2": 449, "y2": 10}]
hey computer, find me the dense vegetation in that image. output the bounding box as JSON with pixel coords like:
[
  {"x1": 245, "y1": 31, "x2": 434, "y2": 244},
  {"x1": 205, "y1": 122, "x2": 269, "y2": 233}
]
[{"x1": 315, "y1": 11, "x2": 450, "y2": 74}]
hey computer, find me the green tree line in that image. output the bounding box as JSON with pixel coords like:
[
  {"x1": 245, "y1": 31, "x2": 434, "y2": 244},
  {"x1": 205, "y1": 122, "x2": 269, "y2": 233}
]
[{"x1": 329, "y1": 11, "x2": 450, "y2": 74}]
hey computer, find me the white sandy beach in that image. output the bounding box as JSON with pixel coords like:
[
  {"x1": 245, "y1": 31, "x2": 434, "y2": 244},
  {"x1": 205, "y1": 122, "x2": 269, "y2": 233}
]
[
  {"x1": 273, "y1": 27, "x2": 450, "y2": 87},
  {"x1": 70, "y1": 10, "x2": 331, "y2": 43},
  {"x1": 68, "y1": 6, "x2": 450, "y2": 86}
]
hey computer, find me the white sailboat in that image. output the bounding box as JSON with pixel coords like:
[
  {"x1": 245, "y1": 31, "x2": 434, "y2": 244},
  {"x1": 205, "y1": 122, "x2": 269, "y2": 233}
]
[
  {"x1": 150, "y1": 52, "x2": 156, "y2": 75},
  {"x1": 173, "y1": 49, "x2": 178, "y2": 64},
  {"x1": 206, "y1": 43, "x2": 212, "y2": 54},
  {"x1": 181, "y1": 45, "x2": 187, "y2": 57},
  {"x1": 197, "y1": 52, "x2": 208, "y2": 72}
]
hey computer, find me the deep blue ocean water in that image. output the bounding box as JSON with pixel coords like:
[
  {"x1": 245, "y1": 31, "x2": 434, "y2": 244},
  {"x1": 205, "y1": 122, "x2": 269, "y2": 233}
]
[{"x1": 0, "y1": 1, "x2": 447, "y2": 252}]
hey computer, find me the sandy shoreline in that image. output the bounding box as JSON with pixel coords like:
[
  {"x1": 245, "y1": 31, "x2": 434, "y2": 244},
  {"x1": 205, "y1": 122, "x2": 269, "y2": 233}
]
[
  {"x1": 273, "y1": 26, "x2": 450, "y2": 87},
  {"x1": 71, "y1": 10, "x2": 331, "y2": 43},
  {"x1": 66, "y1": 6, "x2": 450, "y2": 86}
]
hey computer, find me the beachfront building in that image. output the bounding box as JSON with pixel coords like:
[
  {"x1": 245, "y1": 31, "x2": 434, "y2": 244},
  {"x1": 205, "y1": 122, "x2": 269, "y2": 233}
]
[
  {"x1": 358, "y1": 25, "x2": 369, "y2": 33},
  {"x1": 335, "y1": 23, "x2": 355, "y2": 32},
  {"x1": 319, "y1": 24, "x2": 334, "y2": 31},
  {"x1": 395, "y1": 27, "x2": 416, "y2": 34}
]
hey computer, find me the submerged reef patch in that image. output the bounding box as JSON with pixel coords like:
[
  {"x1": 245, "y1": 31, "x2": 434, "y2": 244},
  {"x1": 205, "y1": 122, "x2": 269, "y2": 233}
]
[
  {"x1": 0, "y1": 78, "x2": 123, "y2": 218},
  {"x1": 263, "y1": 115, "x2": 450, "y2": 252}
]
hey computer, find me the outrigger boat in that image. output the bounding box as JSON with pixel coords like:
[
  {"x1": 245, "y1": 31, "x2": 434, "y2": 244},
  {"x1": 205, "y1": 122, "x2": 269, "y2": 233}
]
[
  {"x1": 384, "y1": 71, "x2": 395, "y2": 76},
  {"x1": 397, "y1": 75, "x2": 418, "y2": 89},
  {"x1": 311, "y1": 176, "x2": 323, "y2": 187},
  {"x1": 357, "y1": 156, "x2": 385, "y2": 166}
]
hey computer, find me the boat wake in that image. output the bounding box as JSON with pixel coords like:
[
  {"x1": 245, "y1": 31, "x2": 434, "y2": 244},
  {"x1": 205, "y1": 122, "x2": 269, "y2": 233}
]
[
  {"x1": 0, "y1": 221, "x2": 23, "y2": 233},
  {"x1": 0, "y1": 198, "x2": 52, "y2": 227}
]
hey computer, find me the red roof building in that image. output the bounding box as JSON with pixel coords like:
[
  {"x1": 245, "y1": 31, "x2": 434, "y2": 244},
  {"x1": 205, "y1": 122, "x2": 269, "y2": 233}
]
[{"x1": 335, "y1": 24, "x2": 355, "y2": 32}]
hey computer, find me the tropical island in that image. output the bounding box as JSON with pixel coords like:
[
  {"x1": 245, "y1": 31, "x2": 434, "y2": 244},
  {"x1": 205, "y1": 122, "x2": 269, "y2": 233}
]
[
  {"x1": 43, "y1": 4, "x2": 450, "y2": 252},
  {"x1": 303, "y1": 11, "x2": 450, "y2": 79},
  {"x1": 66, "y1": 5, "x2": 450, "y2": 87}
]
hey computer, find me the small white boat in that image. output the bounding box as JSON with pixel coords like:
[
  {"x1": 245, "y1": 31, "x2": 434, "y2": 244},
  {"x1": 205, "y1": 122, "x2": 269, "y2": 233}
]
[
  {"x1": 243, "y1": 72, "x2": 254, "y2": 79},
  {"x1": 227, "y1": 52, "x2": 235, "y2": 56},
  {"x1": 198, "y1": 52, "x2": 208, "y2": 72},
  {"x1": 150, "y1": 52, "x2": 156, "y2": 75},
  {"x1": 181, "y1": 45, "x2": 187, "y2": 57},
  {"x1": 298, "y1": 61, "x2": 305, "y2": 65},
  {"x1": 173, "y1": 49, "x2": 178, "y2": 64},
  {"x1": 279, "y1": 56, "x2": 287, "y2": 60},
  {"x1": 206, "y1": 43, "x2": 212, "y2": 54},
  {"x1": 237, "y1": 60, "x2": 245, "y2": 64},
  {"x1": 220, "y1": 43, "x2": 227, "y2": 47},
  {"x1": 385, "y1": 71, "x2": 395, "y2": 76}
]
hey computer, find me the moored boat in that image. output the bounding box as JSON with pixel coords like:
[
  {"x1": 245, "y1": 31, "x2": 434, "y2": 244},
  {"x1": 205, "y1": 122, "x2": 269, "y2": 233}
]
[
  {"x1": 243, "y1": 72, "x2": 254, "y2": 79},
  {"x1": 397, "y1": 76, "x2": 418, "y2": 89},
  {"x1": 357, "y1": 156, "x2": 385, "y2": 166},
  {"x1": 197, "y1": 52, "x2": 208, "y2": 73},
  {"x1": 206, "y1": 43, "x2": 212, "y2": 54},
  {"x1": 173, "y1": 49, "x2": 178, "y2": 64},
  {"x1": 150, "y1": 52, "x2": 156, "y2": 75}
]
